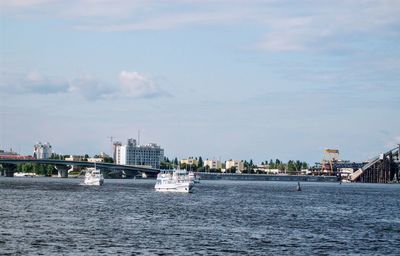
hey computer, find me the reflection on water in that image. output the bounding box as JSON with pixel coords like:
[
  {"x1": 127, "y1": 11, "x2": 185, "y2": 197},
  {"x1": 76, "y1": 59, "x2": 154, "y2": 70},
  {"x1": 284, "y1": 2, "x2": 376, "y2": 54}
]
[{"x1": 0, "y1": 177, "x2": 399, "y2": 255}]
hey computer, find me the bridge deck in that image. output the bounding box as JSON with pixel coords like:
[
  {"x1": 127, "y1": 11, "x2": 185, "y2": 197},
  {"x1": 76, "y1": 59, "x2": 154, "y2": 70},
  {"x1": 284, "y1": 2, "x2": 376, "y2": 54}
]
[{"x1": 0, "y1": 159, "x2": 159, "y2": 173}]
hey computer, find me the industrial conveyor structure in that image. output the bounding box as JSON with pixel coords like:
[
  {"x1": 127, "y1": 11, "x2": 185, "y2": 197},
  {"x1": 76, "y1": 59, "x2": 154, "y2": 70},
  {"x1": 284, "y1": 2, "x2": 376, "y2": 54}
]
[{"x1": 350, "y1": 146, "x2": 400, "y2": 183}]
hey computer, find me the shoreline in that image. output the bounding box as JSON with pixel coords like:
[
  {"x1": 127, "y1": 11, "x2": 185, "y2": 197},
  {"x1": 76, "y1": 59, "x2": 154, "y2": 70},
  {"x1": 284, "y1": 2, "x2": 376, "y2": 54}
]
[{"x1": 197, "y1": 173, "x2": 338, "y2": 182}]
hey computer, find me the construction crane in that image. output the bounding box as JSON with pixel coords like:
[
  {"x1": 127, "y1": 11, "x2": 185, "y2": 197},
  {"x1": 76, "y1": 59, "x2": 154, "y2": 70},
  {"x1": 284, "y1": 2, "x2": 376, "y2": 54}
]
[
  {"x1": 107, "y1": 136, "x2": 117, "y2": 159},
  {"x1": 322, "y1": 149, "x2": 340, "y2": 176},
  {"x1": 107, "y1": 136, "x2": 116, "y2": 144}
]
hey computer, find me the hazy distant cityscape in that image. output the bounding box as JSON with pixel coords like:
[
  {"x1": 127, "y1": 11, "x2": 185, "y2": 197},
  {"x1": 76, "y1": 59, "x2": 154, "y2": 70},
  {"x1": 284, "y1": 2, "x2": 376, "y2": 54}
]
[{"x1": 1, "y1": 138, "x2": 334, "y2": 175}]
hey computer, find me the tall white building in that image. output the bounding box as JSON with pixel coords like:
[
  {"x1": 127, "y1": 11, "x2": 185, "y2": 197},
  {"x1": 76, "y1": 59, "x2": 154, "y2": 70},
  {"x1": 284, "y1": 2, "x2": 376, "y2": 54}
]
[
  {"x1": 115, "y1": 139, "x2": 164, "y2": 169},
  {"x1": 204, "y1": 159, "x2": 222, "y2": 170},
  {"x1": 33, "y1": 142, "x2": 53, "y2": 159},
  {"x1": 112, "y1": 141, "x2": 122, "y2": 162}
]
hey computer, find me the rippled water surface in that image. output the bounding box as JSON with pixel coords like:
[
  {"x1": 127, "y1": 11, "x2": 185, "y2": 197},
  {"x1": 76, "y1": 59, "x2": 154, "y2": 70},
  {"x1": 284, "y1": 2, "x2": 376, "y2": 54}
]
[{"x1": 1, "y1": 177, "x2": 399, "y2": 255}]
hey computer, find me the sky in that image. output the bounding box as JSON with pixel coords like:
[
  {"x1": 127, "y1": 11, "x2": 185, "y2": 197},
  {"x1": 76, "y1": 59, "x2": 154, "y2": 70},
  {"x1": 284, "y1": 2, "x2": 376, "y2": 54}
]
[{"x1": 0, "y1": 0, "x2": 399, "y2": 164}]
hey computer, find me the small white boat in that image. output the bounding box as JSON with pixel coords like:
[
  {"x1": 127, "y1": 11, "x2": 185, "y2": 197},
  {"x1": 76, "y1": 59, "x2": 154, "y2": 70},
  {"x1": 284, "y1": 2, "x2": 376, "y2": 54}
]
[
  {"x1": 155, "y1": 169, "x2": 193, "y2": 193},
  {"x1": 84, "y1": 167, "x2": 104, "y2": 186},
  {"x1": 14, "y1": 172, "x2": 36, "y2": 177}
]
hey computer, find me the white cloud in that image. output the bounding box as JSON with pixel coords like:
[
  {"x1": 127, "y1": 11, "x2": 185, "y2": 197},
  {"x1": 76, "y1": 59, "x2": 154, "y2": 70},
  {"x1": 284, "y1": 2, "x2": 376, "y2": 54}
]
[
  {"x1": 68, "y1": 75, "x2": 116, "y2": 100},
  {"x1": 118, "y1": 71, "x2": 166, "y2": 98},
  {"x1": 255, "y1": 1, "x2": 400, "y2": 52},
  {"x1": 0, "y1": 0, "x2": 52, "y2": 8},
  {"x1": 0, "y1": 71, "x2": 69, "y2": 94},
  {"x1": 3, "y1": 0, "x2": 400, "y2": 53},
  {"x1": 60, "y1": 0, "x2": 150, "y2": 18},
  {"x1": 75, "y1": 9, "x2": 252, "y2": 31},
  {"x1": 0, "y1": 70, "x2": 167, "y2": 100}
]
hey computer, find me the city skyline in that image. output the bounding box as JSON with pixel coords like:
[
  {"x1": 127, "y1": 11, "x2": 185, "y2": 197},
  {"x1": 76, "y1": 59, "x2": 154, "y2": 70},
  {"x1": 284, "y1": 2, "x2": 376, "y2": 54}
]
[{"x1": 1, "y1": 1, "x2": 399, "y2": 163}]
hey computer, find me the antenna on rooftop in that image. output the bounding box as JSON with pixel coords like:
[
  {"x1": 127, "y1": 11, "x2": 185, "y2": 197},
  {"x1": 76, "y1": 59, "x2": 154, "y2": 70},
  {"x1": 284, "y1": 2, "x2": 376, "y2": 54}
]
[
  {"x1": 107, "y1": 136, "x2": 116, "y2": 156},
  {"x1": 107, "y1": 136, "x2": 115, "y2": 143},
  {"x1": 138, "y1": 130, "x2": 141, "y2": 146}
]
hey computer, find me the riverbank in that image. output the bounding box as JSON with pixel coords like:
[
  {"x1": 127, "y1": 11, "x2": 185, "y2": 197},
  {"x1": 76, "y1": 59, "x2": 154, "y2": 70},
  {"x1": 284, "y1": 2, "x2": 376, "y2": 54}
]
[{"x1": 198, "y1": 172, "x2": 338, "y2": 182}]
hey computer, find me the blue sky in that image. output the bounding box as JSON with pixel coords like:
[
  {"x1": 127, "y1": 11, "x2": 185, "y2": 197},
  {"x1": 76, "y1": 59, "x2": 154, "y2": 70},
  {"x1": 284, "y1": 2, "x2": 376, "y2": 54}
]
[{"x1": 1, "y1": 0, "x2": 399, "y2": 164}]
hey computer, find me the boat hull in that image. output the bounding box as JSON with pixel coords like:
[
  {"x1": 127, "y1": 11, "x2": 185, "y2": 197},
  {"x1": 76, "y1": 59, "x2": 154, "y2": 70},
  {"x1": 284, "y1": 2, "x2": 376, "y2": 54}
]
[
  {"x1": 84, "y1": 178, "x2": 104, "y2": 186},
  {"x1": 155, "y1": 182, "x2": 193, "y2": 193}
]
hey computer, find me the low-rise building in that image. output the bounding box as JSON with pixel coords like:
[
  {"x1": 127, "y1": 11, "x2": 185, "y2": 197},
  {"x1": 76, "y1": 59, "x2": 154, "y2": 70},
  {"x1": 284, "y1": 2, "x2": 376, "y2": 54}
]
[
  {"x1": 225, "y1": 160, "x2": 245, "y2": 173},
  {"x1": 204, "y1": 159, "x2": 222, "y2": 170},
  {"x1": 0, "y1": 149, "x2": 18, "y2": 156},
  {"x1": 65, "y1": 155, "x2": 83, "y2": 161},
  {"x1": 180, "y1": 157, "x2": 198, "y2": 167},
  {"x1": 266, "y1": 169, "x2": 281, "y2": 174}
]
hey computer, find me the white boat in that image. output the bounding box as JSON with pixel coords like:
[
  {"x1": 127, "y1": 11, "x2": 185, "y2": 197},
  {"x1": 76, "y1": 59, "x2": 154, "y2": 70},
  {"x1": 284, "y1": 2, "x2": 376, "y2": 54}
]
[
  {"x1": 84, "y1": 167, "x2": 104, "y2": 186},
  {"x1": 155, "y1": 169, "x2": 194, "y2": 193},
  {"x1": 14, "y1": 172, "x2": 36, "y2": 177}
]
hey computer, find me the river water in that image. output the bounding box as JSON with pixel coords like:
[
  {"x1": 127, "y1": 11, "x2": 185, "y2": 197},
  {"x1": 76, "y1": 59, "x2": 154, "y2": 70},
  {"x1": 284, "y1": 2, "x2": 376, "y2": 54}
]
[{"x1": 0, "y1": 177, "x2": 399, "y2": 255}]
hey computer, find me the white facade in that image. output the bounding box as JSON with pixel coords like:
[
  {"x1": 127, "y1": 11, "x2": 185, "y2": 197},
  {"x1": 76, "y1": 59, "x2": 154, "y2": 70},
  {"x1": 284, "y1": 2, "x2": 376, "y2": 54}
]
[
  {"x1": 33, "y1": 142, "x2": 52, "y2": 159},
  {"x1": 112, "y1": 141, "x2": 122, "y2": 162},
  {"x1": 225, "y1": 160, "x2": 244, "y2": 173},
  {"x1": 204, "y1": 159, "x2": 222, "y2": 170},
  {"x1": 115, "y1": 139, "x2": 164, "y2": 169}
]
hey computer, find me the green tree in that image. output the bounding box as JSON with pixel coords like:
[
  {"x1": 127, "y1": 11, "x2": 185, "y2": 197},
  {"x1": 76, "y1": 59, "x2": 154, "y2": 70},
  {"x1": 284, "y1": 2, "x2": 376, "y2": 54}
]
[
  {"x1": 249, "y1": 159, "x2": 254, "y2": 173},
  {"x1": 46, "y1": 165, "x2": 55, "y2": 176},
  {"x1": 33, "y1": 164, "x2": 45, "y2": 175},
  {"x1": 294, "y1": 160, "x2": 303, "y2": 173},
  {"x1": 82, "y1": 154, "x2": 89, "y2": 161},
  {"x1": 103, "y1": 157, "x2": 114, "y2": 163},
  {"x1": 243, "y1": 160, "x2": 249, "y2": 173},
  {"x1": 198, "y1": 156, "x2": 203, "y2": 167},
  {"x1": 21, "y1": 163, "x2": 34, "y2": 173},
  {"x1": 269, "y1": 159, "x2": 275, "y2": 169},
  {"x1": 277, "y1": 163, "x2": 285, "y2": 172},
  {"x1": 287, "y1": 160, "x2": 296, "y2": 175},
  {"x1": 180, "y1": 162, "x2": 187, "y2": 170},
  {"x1": 196, "y1": 166, "x2": 205, "y2": 172}
]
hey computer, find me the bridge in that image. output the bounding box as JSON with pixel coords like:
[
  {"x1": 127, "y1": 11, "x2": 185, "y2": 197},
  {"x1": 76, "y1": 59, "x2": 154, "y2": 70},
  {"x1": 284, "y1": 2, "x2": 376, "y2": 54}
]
[
  {"x1": 0, "y1": 159, "x2": 159, "y2": 178},
  {"x1": 349, "y1": 146, "x2": 400, "y2": 183}
]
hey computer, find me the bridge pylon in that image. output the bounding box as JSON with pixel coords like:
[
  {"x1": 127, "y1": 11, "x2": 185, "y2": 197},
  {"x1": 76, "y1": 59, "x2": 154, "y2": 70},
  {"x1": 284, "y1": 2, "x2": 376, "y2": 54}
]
[
  {"x1": 0, "y1": 163, "x2": 17, "y2": 177},
  {"x1": 55, "y1": 165, "x2": 69, "y2": 178}
]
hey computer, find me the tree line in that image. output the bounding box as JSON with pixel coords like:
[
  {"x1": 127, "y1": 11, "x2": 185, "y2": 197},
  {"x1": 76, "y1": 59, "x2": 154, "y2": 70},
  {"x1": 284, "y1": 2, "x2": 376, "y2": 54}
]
[
  {"x1": 17, "y1": 163, "x2": 56, "y2": 176},
  {"x1": 13, "y1": 153, "x2": 114, "y2": 176},
  {"x1": 160, "y1": 156, "x2": 309, "y2": 174}
]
